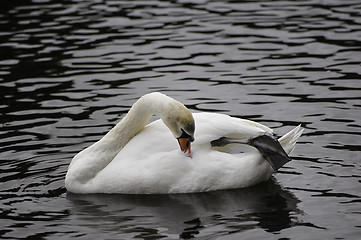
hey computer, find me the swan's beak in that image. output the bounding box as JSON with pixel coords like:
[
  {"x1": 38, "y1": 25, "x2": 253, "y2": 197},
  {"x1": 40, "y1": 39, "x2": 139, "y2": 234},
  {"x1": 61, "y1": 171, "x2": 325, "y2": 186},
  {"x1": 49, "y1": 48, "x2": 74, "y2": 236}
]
[{"x1": 178, "y1": 138, "x2": 192, "y2": 158}]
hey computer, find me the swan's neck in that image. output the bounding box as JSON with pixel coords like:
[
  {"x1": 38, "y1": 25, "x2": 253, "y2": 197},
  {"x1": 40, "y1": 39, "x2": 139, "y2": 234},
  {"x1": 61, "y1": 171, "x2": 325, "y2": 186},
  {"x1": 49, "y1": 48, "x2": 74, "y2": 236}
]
[
  {"x1": 104, "y1": 93, "x2": 166, "y2": 151},
  {"x1": 66, "y1": 93, "x2": 177, "y2": 186}
]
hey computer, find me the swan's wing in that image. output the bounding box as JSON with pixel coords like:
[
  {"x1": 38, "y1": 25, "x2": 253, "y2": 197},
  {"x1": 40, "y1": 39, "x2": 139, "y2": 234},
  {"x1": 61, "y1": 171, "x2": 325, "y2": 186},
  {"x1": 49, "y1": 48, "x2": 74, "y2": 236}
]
[{"x1": 192, "y1": 112, "x2": 272, "y2": 145}]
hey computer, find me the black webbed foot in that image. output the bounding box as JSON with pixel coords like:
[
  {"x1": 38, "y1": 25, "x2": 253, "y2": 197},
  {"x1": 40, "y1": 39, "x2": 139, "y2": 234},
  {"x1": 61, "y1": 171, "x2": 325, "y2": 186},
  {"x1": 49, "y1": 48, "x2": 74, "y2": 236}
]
[
  {"x1": 210, "y1": 133, "x2": 291, "y2": 171},
  {"x1": 247, "y1": 133, "x2": 291, "y2": 171}
]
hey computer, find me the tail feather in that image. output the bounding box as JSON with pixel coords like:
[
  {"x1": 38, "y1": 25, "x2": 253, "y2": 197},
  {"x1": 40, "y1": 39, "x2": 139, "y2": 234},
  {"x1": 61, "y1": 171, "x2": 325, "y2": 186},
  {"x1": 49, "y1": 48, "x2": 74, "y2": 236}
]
[{"x1": 279, "y1": 125, "x2": 304, "y2": 154}]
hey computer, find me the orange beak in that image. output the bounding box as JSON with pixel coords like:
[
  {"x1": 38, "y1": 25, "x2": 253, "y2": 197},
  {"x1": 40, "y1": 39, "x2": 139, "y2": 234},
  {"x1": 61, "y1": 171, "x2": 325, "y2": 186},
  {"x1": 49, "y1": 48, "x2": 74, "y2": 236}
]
[{"x1": 178, "y1": 137, "x2": 192, "y2": 158}]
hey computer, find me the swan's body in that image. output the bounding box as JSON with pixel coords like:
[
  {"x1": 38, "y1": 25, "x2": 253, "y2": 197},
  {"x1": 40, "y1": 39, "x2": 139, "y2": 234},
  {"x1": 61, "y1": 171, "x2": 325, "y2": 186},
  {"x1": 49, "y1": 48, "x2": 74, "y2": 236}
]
[{"x1": 65, "y1": 92, "x2": 303, "y2": 194}]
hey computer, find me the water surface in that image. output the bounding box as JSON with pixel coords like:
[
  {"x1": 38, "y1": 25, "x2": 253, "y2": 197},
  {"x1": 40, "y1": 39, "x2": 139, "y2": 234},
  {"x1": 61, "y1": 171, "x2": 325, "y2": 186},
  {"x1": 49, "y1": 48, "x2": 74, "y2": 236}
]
[{"x1": 1, "y1": 0, "x2": 360, "y2": 239}]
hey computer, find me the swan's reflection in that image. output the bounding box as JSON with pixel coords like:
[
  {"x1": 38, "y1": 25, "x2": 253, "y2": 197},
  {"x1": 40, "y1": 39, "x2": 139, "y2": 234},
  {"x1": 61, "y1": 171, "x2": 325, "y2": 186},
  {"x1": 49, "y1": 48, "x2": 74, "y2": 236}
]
[{"x1": 67, "y1": 178, "x2": 301, "y2": 238}]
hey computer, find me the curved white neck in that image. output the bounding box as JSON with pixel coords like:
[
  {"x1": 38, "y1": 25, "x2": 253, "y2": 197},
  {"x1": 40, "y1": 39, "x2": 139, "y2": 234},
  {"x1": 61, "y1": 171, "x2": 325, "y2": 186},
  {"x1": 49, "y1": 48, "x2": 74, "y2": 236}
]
[
  {"x1": 66, "y1": 93, "x2": 179, "y2": 185},
  {"x1": 104, "y1": 92, "x2": 173, "y2": 150}
]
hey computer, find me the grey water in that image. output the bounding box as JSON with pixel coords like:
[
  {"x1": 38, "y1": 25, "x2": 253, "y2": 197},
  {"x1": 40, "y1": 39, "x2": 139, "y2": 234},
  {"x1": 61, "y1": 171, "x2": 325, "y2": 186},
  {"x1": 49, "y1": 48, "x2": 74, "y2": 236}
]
[{"x1": 0, "y1": 0, "x2": 360, "y2": 239}]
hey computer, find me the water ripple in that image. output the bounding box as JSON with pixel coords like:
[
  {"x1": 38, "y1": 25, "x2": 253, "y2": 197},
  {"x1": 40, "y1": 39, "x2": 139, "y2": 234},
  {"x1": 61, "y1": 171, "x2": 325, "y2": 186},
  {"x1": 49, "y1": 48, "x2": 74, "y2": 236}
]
[{"x1": 1, "y1": 0, "x2": 361, "y2": 239}]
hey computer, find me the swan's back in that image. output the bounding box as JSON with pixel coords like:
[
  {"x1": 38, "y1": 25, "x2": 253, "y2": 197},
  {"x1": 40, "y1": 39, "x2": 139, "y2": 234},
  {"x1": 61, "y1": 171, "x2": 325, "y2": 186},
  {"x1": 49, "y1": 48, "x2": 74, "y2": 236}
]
[{"x1": 193, "y1": 112, "x2": 273, "y2": 144}]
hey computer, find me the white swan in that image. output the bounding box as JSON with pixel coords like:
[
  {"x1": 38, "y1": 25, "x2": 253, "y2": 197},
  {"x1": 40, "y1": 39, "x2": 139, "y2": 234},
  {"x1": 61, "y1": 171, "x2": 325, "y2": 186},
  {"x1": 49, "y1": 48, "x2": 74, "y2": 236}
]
[{"x1": 65, "y1": 92, "x2": 303, "y2": 194}]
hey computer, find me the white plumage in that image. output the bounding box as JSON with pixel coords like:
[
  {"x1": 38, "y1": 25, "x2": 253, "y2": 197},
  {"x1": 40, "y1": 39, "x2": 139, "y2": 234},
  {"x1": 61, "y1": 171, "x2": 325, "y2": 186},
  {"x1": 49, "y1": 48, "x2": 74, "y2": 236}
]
[{"x1": 65, "y1": 92, "x2": 303, "y2": 194}]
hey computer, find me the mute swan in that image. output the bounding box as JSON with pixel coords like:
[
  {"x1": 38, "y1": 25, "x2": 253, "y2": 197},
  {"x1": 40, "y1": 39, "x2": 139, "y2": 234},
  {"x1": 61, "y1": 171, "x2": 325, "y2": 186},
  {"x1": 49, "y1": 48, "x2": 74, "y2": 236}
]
[{"x1": 65, "y1": 92, "x2": 303, "y2": 194}]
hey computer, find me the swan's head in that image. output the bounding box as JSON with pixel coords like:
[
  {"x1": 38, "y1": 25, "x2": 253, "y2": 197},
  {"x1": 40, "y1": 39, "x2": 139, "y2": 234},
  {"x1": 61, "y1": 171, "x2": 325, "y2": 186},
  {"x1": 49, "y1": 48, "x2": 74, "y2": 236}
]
[{"x1": 161, "y1": 101, "x2": 195, "y2": 157}]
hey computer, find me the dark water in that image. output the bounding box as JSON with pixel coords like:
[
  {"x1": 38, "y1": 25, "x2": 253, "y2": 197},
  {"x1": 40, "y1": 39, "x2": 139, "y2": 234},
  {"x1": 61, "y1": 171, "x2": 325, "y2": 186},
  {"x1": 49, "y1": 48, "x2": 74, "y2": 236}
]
[{"x1": 1, "y1": 0, "x2": 360, "y2": 239}]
